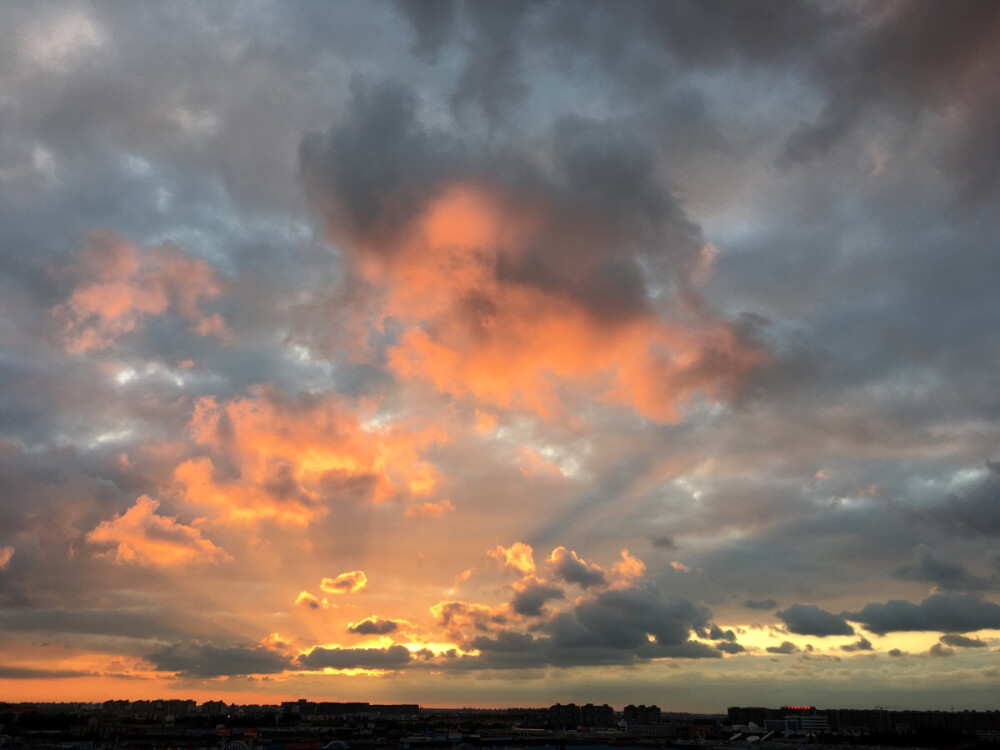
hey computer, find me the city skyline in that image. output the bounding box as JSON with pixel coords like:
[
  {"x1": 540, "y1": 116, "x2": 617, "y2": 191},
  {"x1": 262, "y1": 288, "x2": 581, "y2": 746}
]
[{"x1": 2, "y1": 2, "x2": 1000, "y2": 712}]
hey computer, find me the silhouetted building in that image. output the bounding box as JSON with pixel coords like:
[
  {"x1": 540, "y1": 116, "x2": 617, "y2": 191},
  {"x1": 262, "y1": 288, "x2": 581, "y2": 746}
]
[{"x1": 624, "y1": 704, "x2": 661, "y2": 725}]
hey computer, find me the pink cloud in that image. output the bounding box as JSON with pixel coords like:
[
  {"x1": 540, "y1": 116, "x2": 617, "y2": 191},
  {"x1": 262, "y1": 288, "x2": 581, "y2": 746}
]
[{"x1": 55, "y1": 231, "x2": 231, "y2": 352}]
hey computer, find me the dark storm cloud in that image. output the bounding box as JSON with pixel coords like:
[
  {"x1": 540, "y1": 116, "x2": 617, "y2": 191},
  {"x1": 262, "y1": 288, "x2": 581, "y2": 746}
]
[
  {"x1": 348, "y1": 617, "x2": 400, "y2": 636},
  {"x1": 776, "y1": 603, "x2": 854, "y2": 637},
  {"x1": 299, "y1": 78, "x2": 462, "y2": 250},
  {"x1": 715, "y1": 641, "x2": 745, "y2": 655},
  {"x1": 766, "y1": 641, "x2": 799, "y2": 655},
  {"x1": 777, "y1": 3, "x2": 1000, "y2": 203},
  {"x1": 743, "y1": 599, "x2": 777, "y2": 611},
  {"x1": 938, "y1": 633, "x2": 988, "y2": 649},
  {"x1": 147, "y1": 642, "x2": 291, "y2": 677},
  {"x1": 394, "y1": 0, "x2": 456, "y2": 62},
  {"x1": 299, "y1": 76, "x2": 719, "y2": 324},
  {"x1": 450, "y1": 1, "x2": 532, "y2": 121},
  {"x1": 847, "y1": 594, "x2": 1000, "y2": 635},
  {"x1": 927, "y1": 643, "x2": 953, "y2": 658},
  {"x1": 930, "y1": 463, "x2": 1000, "y2": 538},
  {"x1": 297, "y1": 645, "x2": 412, "y2": 670},
  {"x1": 840, "y1": 637, "x2": 872, "y2": 653},
  {"x1": 708, "y1": 624, "x2": 736, "y2": 642},
  {"x1": 549, "y1": 547, "x2": 606, "y2": 588},
  {"x1": 547, "y1": 583, "x2": 711, "y2": 652},
  {"x1": 892, "y1": 546, "x2": 993, "y2": 592},
  {"x1": 511, "y1": 579, "x2": 564, "y2": 617},
  {"x1": 440, "y1": 581, "x2": 718, "y2": 669}
]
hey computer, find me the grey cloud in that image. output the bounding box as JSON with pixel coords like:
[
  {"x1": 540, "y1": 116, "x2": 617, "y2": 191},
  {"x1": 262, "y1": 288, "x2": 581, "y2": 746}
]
[
  {"x1": 450, "y1": 1, "x2": 532, "y2": 121},
  {"x1": 776, "y1": 603, "x2": 854, "y2": 637},
  {"x1": 927, "y1": 643, "x2": 954, "y2": 658},
  {"x1": 778, "y1": 3, "x2": 1000, "y2": 204},
  {"x1": 0, "y1": 667, "x2": 113, "y2": 679},
  {"x1": 348, "y1": 617, "x2": 400, "y2": 636},
  {"x1": 651, "y1": 535, "x2": 675, "y2": 549},
  {"x1": 840, "y1": 637, "x2": 873, "y2": 653},
  {"x1": 299, "y1": 76, "x2": 733, "y2": 328},
  {"x1": 637, "y1": 640, "x2": 721, "y2": 660},
  {"x1": 394, "y1": 0, "x2": 455, "y2": 62},
  {"x1": 300, "y1": 77, "x2": 462, "y2": 250},
  {"x1": 847, "y1": 594, "x2": 1000, "y2": 635},
  {"x1": 766, "y1": 640, "x2": 799, "y2": 655},
  {"x1": 743, "y1": 599, "x2": 777, "y2": 611},
  {"x1": 715, "y1": 641, "x2": 745, "y2": 655},
  {"x1": 931, "y1": 463, "x2": 1000, "y2": 538},
  {"x1": 444, "y1": 582, "x2": 717, "y2": 669},
  {"x1": 511, "y1": 579, "x2": 564, "y2": 617},
  {"x1": 939, "y1": 633, "x2": 988, "y2": 649},
  {"x1": 708, "y1": 624, "x2": 736, "y2": 642},
  {"x1": 147, "y1": 642, "x2": 291, "y2": 677},
  {"x1": 555, "y1": 583, "x2": 711, "y2": 650},
  {"x1": 549, "y1": 548, "x2": 606, "y2": 588},
  {"x1": 297, "y1": 645, "x2": 412, "y2": 671},
  {"x1": 0, "y1": 607, "x2": 191, "y2": 641},
  {"x1": 892, "y1": 546, "x2": 993, "y2": 592}
]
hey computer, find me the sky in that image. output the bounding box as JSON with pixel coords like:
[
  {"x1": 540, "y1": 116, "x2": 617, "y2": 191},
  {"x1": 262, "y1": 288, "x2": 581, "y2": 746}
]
[{"x1": 1, "y1": 0, "x2": 1000, "y2": 712}]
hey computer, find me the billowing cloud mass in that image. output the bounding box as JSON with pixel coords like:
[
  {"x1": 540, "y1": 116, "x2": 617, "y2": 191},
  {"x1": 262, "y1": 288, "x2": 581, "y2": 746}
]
[
  {"x1": 549, "y1": 547, "x2": 606, "y2": 588},
  {"x1": 56, "y1": 232, "x2": 231, "y2": 352},
  {"x1": 488, "y1": 543, "x2": 536, "y2": 575},
  {"x1": 2, "y1": 0, "x2": 1000, "y2": 711},
  {"x1": 847, "y1": 594, "x2": 1000, "y2": 635},
  {"x1": 298, "y1": 645, "x2": 412, "y2": 671},
  {"x1": 776, "y1": 604, "x2": 855, "y2": 637},
  {"x1": 86, "y1": 496, "x2": 230, "y2": 566},
  {"x1": 175, "y1": 389, "x2": 445, "y2": 525}
]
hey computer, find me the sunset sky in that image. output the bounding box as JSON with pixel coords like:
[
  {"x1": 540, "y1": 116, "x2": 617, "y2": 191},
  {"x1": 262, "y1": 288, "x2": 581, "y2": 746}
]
[{"x1": 2, "y1": 1, "x2": 1000, "y2": 711}]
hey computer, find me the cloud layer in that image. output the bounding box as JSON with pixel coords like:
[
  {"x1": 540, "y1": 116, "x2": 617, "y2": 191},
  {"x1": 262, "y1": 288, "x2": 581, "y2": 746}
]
[{"x1": 1, "y1": 0, "x2": 999, "y2": 710}]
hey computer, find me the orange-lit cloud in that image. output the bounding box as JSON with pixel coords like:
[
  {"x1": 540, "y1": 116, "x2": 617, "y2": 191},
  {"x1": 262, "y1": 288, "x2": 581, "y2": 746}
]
[
  {"x1": 488, "y1": 542, "x2": 535, "y2": 575},
  {"x1": 405, "y1": 499, "x2": 455, "y2": 518},
  {"x1": 609, "y1": 548, "x2": 646, "y2": 586},
  {"x1": 474, "y1": 410, "x2": 498, "y2": 434},
  {"x1": 321, "y1": 570, "x2": 368, "y2": 594},
  {"x1": 430, "y1": 600, "x2": 508, "y2": 641},
  {"x1": 172, "y1": 386, "x2": 447, "y2": 525},
  {"x1": 335, "y1": 185, "x2": 763, "y2": 423},
  {"x1": 450, "y1": 568, "x2": 473, "y2": 592},
  {"x1": 0, "y1": 546, "x2": 13, "y2": 570},
  {"x1": 55, "y1": 231, "x2": 231, "y2": 352},
  {"x1": 85, "y1": 496, "x2": 230, "y2": 566},
  {"x1": 295, "y1": 591, "x2": 330, "y2": 610}
]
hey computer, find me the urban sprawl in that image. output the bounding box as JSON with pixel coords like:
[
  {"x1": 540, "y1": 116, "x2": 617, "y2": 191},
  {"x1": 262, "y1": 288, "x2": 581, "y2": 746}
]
[{"x1": 3, "y1": 700, "x2": 1000, "y2": 749}]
